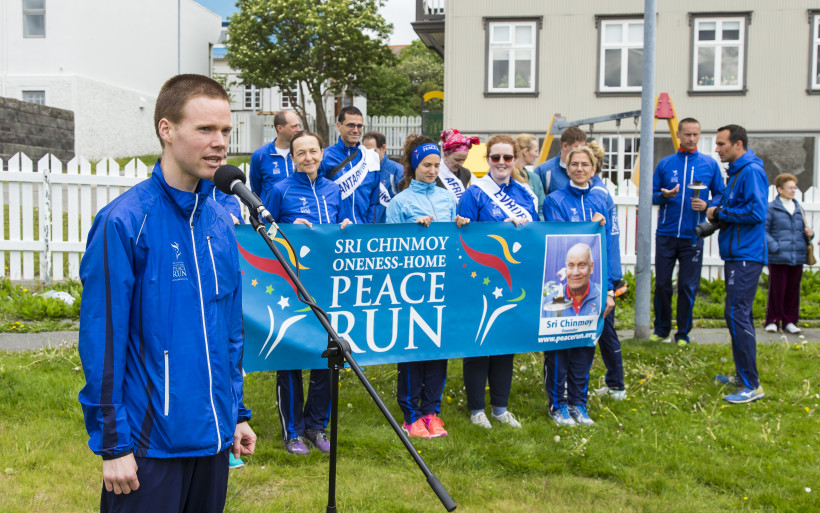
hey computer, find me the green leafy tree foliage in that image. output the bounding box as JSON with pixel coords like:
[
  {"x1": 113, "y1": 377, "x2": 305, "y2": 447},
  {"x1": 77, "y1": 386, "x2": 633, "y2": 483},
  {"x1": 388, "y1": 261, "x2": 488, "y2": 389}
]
[
  {"x1": 363, "y1": 40, "x2": 444, "y2": 116},
  {"x1": 227, "y1": 0, "x2": 392, "y2": 143}
]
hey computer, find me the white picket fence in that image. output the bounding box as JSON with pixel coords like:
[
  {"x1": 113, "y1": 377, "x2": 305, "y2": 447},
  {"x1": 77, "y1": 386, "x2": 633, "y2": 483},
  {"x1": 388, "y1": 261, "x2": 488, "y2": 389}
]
[{"x1": 1, "y1": 152, "x2": 818, "y2": 283}]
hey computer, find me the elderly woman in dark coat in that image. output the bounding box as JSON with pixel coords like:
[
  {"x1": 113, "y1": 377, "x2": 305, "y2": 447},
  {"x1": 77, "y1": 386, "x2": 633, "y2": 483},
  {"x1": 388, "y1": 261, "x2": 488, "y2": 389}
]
[{"x1": 765, "y1": 173, "x2": 814, "y2": 334}]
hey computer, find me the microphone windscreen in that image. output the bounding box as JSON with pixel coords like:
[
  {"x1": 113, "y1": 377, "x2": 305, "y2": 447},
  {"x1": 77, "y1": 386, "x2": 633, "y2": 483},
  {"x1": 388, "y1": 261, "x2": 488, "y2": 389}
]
[{"x1": 213, "y1": 165, "x2": 246, "y2": 195}]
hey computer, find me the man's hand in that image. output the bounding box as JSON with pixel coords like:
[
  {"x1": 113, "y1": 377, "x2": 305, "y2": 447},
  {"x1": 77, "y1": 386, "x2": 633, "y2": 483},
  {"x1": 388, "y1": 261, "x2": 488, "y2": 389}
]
[
  {"x1": 706, "y1": 206, "x2": 717, "y2": 221},
  {"x1": 591, "y1": 212, "x2": 606, "y2": 226},
  {"x1": 661, "y1": 184, "x2": 680, "y2": 198},
  {"x1": 415, "y1": 215, "x2": 433, "y2": 227},
  {"x1": 690, "y1": 197, "x2": 707, "y2": 211},
  {"x1": 455, "y1": 215, "x2": 470, "y2": 228},
  {"x1": 233, "y1": 422, "x2": 257, "y2": 459},
  {"x1": 603, "y1": 294, "x2": 615, "y2": 318},
  {"x1": 102, "y1": 453, "x2": 139, "y2": 495},
  {"x1": 504, "y1": 217, "x2": 527, "y2": 227},
  {"x1": 340, "y1": 219, "x2": 352, "y2": 229},
  {"x1": 294, "y1": 218, "x2": 313, "y2": 228}
]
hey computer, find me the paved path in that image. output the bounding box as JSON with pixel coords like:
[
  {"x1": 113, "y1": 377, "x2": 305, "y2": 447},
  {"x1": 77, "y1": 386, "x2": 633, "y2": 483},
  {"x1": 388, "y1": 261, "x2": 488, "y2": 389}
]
[{"x1": 0, "y1": 328, "x2": 816, "y2": 352}]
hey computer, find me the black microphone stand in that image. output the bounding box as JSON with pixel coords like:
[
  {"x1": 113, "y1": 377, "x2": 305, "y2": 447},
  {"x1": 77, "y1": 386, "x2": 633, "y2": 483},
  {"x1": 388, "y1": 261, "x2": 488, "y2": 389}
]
[{"x1": 246, "y1": 214, "x2": 456, "y2": 512}]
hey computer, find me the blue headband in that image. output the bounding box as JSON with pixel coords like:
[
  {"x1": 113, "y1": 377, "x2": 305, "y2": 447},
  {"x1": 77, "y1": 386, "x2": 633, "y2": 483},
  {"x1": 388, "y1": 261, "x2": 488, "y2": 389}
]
[{"x1": 411, "y1": 143, "x2": 441, "y2": 169}]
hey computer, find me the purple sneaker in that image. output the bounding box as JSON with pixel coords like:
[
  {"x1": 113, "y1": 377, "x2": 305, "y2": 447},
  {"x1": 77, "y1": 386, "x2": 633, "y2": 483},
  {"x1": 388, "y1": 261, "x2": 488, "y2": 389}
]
[
  {"x1": 305, "y1": 429, "x2": 331, "y2": 453},
  {"x1": 284, "y1": 436, "x2": 310, "y2": 455}
]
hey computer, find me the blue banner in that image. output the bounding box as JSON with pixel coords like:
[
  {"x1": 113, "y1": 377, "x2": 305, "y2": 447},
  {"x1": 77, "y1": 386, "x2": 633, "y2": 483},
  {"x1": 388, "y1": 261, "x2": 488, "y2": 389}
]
[{"x1": 236, "y1": 222, "x2": 607, "y2": 372}]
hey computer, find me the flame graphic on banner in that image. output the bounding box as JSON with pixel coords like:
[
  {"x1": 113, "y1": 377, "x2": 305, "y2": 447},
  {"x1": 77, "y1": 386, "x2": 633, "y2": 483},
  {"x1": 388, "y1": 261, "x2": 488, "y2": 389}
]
[
  {"x1": 459, "y1": 235, "x2": 512, "y2": 290},
  {"x1": 237, "y1": 242, "x2": 298, "y2": 294}
]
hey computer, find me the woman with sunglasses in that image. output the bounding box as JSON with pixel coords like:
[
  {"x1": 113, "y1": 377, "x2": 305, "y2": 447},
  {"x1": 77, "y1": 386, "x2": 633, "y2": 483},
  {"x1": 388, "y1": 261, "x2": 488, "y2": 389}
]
[
  {"x1": 542, "y1": 146, "x2": 615, "y2": 427},
  {"x1": 387, "y1": 134, "x2": 470, "y2": 439},
  {"x1": 457, "y1": 134, "x2": 538, "y2": 430}
]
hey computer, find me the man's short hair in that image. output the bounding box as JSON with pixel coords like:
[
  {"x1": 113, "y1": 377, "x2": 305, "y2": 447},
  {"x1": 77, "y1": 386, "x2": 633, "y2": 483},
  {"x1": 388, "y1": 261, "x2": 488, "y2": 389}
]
[
  {"x1": 560, "y1": 126, "x2": 587, "y2": 146},
  {"x1": 273, "y1": 110, "x2": 292, "y2": 131},
  {"x1": 154, "y1": 74, "x2": 229, "y2": 148},
  {"x1": 678, "y1": 117, "x2": 700, "y2": 129},
  {"x1": 717, "y1": 124, "x2": 748, "y2": 150},
  {"x1": 363, "y1": 131, "x2": 386, "y2": 147},
  {"x1": 337, "y1": 106, "x2": 363, "y2": 123}
]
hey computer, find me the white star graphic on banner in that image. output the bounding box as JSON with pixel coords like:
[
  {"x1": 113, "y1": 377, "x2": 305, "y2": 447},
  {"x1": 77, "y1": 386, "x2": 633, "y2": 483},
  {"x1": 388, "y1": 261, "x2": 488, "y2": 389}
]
[
  {"x1": 492, "y1": 287, "x2": 503, "y2": 299},
  {"x1": 277, "y1": 296, "x2": 290, "y2": 309}
]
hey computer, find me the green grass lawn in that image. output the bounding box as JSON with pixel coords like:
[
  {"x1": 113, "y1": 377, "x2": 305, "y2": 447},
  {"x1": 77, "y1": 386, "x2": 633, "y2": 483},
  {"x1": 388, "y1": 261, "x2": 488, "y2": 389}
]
[{"x1": 1, "y1": 341, "x2": 818, "y2": 512}]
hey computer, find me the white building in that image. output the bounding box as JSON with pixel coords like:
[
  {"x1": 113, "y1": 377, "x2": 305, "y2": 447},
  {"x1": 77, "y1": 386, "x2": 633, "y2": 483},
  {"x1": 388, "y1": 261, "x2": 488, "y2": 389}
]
[{"x1": 0, "y1": 0, "x2": 222, "y2": 159}]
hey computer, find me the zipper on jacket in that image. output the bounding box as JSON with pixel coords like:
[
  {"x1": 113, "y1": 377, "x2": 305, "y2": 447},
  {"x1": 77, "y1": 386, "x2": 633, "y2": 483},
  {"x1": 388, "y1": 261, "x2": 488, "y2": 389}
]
[
  {"x1": 164, "y1": 350, "x2": 169, "y2": 416},
  {"x1": 207, "y1": 236, "x2": 219, "y2": 296},
  {"x1": 189, "y1": 195, "x2": 222, "y2": 453},
  {"x1": 676, "y1": 156, "x2": 689, "y2": 237},
  {"x1": 581, "y1": 195, "x2": 586, "y2": 221},
  {"x1": 425, "y1": 188, "x2": 437, "y2": 221},
  {"x1": 322, "y1": 196, "x2": 331, "y2": 224},
  {"x1": 309, "y1": 184, "x2": 324, "y2": 224}
]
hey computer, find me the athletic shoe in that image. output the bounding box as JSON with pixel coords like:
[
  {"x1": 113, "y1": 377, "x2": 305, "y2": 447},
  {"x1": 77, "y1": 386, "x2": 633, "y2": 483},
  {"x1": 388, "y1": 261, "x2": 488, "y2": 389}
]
[
  {"x1": 305, "y1": 429, "x2": 331, "y2": 454},
  {"x1": 785, "y1": 323, "x2": 801, "y2": 334},
  {"x1": 423, "y1": 414, "x2": 448, "y2": 438},
  {"x1": 594, "y1": 386, "x2": 627, "y2": 401},
  {"x1": 550, "y1": 405, "x2": 576, "y2": 426},
  {"x1": 567, "y1": 404, "x2": 595, "y2": 426},
  {"x1": 402, "y1": 418, "x2": 430, "y2": 439},
  {"x1": 724, "y1": 386, "x2": 765, "y2": 404},
  {"x1": 470, "y1": 411, "x2": 492, "y2": 429},
  {"x1": 764, "y1": 323, "x2": 777, "y2": 333},
  {"x1": 714, "y1": 374, "x2": 740, "y2": 387},
  {"x1": 491, "y1": 411, "x2": 522, "y2": 428},
  {"x1": 284, "y1": 437, "x2": 310, "y2": 455},
  {"x1": 676, "y1": 338, "x2": 689, "y2": 347},
  {"x1": 649, "y1": 334, "x2": 671, "y2": 343},
  {"x1": 229, "y1": 453, "x2": 245, "y2": 469}
]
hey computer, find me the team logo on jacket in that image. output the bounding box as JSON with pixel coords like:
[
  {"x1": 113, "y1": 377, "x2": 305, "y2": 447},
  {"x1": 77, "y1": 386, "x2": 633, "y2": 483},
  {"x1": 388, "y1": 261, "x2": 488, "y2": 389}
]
[
  {"x1": 171, "y1": 242, "x2": 188, "y2": 281},
  {"x1": 671, "y1": 170, "x2": 679, "y2": 184},
  {"x1": 299, "y1": 197, "x2": 310, "y2": 214},
  {"x1": 272, "y1": 162, "x2": 281, "y2": 175}
]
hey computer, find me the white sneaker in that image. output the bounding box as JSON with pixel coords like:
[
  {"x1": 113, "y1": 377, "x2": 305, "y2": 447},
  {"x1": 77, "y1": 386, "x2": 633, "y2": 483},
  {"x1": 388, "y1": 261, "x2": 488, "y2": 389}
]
[
  {"x1": 595, "y1": 386, "x2": 627, "y2": 401},
  {"x1": 491, "y1": 411, "x2": 522, "y2": 428},
  {"x1": 785, "y1": 323, "x2": 801, "y2": 334},
  {"x1": 470, "y1": 411, "x2": 492, "y2": 429},
  {"x1": 764, "y1": 323, "x2": 777, "y2": 333}
]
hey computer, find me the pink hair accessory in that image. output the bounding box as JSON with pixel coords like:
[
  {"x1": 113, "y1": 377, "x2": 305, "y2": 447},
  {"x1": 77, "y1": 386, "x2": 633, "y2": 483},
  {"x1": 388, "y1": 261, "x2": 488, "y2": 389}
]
[{"x1": 441, "y1": 128, "x2": 479, "y2": 155}]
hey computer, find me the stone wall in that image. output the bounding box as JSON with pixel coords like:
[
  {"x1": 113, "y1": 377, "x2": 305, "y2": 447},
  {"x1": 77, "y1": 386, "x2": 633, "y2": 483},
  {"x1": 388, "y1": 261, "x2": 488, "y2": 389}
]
[{"x1": 0, "y1": 96, "x2": 74, "y2": 164}]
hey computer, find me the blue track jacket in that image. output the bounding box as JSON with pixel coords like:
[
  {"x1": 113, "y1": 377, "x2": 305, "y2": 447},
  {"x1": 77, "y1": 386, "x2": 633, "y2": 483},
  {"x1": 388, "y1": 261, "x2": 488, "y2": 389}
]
[
  {"x1": 715, "y1": 150, "x2": 769, "y2": 264},
  {"x1": 319, "y1": 137, "x2": 380, "y2": 224},
  {"x1": 533, "y1": 155, "x2": 569, "y2": 195},
  {"x1": 590, "y1": 175, "x2": 622, "y2": 282},
  {"x1": 386, "y1": 179, "x2": 457, "y2": 224},
  {"x1": 652, "y1": 150, "x2": 724, "y2": 239},
  {"x1": 544, "y1": 182, "x2": 614, "y2": 291},
  {"x1": 457, "y1": 179, "x2": 538, "y2": 222},
  {"x1": 268, "y1": 171, "x2": 351, "y2": 225},
  {"x1": 250, "y1": 138, "x2": 295, "y2": 212},
  {"x1": 78, "y1": 162, "x2": 250, "y2": 460}
]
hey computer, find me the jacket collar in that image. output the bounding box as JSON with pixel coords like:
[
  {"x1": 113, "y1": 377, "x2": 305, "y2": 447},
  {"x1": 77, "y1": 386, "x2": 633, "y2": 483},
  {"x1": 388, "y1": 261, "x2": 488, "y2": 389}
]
[
  {"x1": 566, "y1": 181, "x2": 591, "y2": 197},
  {"x1": 410, "y1": 179, "x2": 438, "y2": 193},
  {"x1": 727, "y1": 149, "x2": 759, "y2": 176},
  {"x1": 336, "y1": 137, "x2": 360, "y2": 154},
  {"x1": 293, "y1": 171, "x2": 322, "y2": 186},
  {"x1": 268, "y1": 138, "x2": 289, "y2": 157},
  {"x1": 152, "y1": 160, "x2": 213, "y2": 221}
]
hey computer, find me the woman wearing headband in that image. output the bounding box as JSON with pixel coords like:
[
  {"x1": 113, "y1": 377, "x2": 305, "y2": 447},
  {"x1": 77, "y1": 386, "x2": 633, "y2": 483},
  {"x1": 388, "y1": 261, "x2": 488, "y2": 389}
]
[
  {"x1": 387, "y1": 134, "x2": 469, "y2": 439},
  {"x1": 457, "y1": 134, "x2": 538, "y2": 430}
]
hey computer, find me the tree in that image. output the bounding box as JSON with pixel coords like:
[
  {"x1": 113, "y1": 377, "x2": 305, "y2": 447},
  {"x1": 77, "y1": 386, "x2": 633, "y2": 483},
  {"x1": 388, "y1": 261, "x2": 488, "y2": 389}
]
[
  {"x1": 227, "y1": 0, "x2": 392, "y2": 144},
  {"x1": 362, "y1": 40, "x2": 444, "y2": 116}
]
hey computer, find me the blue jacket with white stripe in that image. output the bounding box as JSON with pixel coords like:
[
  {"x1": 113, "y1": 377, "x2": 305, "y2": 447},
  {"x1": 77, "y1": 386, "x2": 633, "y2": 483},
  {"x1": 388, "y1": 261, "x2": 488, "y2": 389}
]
[
  {"x1": 250, "y1": 138, "x2": 295, "y2": 212},
  {"x1": 78, "y1": 162, "x2": 250, "y2": 460},
  {"x1": 268, "y1": 171, "x2": 351, "y2": 225},
  {"x1": 319, "y1": 137, "x2": 380, "y2": 224}
]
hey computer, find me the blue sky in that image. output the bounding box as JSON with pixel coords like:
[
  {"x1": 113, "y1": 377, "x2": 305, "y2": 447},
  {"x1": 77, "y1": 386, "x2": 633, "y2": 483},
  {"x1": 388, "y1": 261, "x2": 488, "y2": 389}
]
[{"x1": 194, "y1": 0, "x2": 416, "y2": 46}]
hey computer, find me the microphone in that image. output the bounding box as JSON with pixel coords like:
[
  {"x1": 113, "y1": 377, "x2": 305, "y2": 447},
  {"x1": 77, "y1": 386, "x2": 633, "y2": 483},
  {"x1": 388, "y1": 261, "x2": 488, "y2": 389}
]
[{"x1": 214, "y1": 165, "x2": 275, "y2": 224}]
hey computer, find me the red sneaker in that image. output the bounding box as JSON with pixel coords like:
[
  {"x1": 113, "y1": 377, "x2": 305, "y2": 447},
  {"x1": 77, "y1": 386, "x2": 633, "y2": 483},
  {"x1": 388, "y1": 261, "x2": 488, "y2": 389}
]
[
  {"x1": 402, "y1": 418, "x2": 430, "y2": 438},
  {"x1": 423, "y1": 414, "x2": 448, "y2": 438}
]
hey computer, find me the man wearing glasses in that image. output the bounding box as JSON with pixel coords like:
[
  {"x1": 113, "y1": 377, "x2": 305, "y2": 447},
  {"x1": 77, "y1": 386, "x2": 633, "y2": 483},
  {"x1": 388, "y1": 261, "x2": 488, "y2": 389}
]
[{"x1": 319, "y1": 106, "x2": 381, "y2": 223}]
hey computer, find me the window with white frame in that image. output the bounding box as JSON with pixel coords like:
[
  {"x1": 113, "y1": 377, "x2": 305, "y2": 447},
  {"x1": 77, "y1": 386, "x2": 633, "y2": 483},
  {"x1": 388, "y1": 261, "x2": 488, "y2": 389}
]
[
  {"x1": 599, "y1": 19, "x2": 643, "y2": 92},
  {"x1": 280, "y1": 88, "x2": 298, "y2": 109},
  {"x1": 600, "y1": 135, "x2": 640, "y2": 185},
  {"x1": 692, "y1": 16, "x2": 746, "y2": 92},
  {"x1": 23, "y1": 0, "x2": 45, "y2": 38},
  {"x1": 244, "y1": 85, "x2": 260, "y2": 110},
  {"x1": 486, "y1": 20, "x2": 538, "y2": 94},
  {"x1": 811, "y1": 13, "x2": 820, "y2": 91},
  {"x1": 22, "y1": 90, "x2": 45, "y2": 105}
]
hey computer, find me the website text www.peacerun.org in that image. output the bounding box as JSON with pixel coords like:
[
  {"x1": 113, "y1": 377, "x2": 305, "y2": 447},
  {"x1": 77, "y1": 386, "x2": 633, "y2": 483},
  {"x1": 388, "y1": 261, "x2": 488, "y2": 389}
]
[{"x1": 538, "y1": 332, "x2": 592, "y2": 343}]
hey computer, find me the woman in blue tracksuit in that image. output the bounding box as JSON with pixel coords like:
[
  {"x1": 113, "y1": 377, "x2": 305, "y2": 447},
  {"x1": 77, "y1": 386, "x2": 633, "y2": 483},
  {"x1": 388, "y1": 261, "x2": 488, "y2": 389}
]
[
  {"x1": 543, "y1": 146, "x2": 615, "y2": 427},
  {"x1": 457, "y1": 134, "x2": 537, "y2": 431},
  {"x1": 387, "y1": 134, "x2": 470, "y2": 439},
  {"x1": 267, "y1": 131, "x2": 352, "y2": 455}
]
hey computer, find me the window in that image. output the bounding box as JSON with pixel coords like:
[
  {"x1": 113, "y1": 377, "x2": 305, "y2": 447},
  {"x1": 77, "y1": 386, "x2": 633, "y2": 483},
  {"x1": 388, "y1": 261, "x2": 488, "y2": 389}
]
[
  {"x1": 22, "y1": 90, "x2": 45, "y2": 105},
  {"x1": 280, "y1": 88, "x2": 298, "y2": 109},
  {"x1": 691, "y1": 14, "x2": 748, "y2": 93},
  {"x1": 244, "y1": 85, "x2": 260, "y2": 110},
  {"x1": 811, "y1": 12, "x2": 820, "y2": 91},
  {"x1": 600, "y1": 135, "x2": 640, "y2": 185},
  {"x1": 484, "y1": 18, "x2": 541, "y2": 95},
  {"x1": 598, "y1": 19, "x2": 643, "y2": 93},
  {"x1": 23, "y1": 0, "x2": 45, "y2": 38}
]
